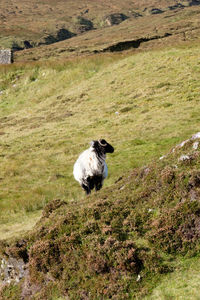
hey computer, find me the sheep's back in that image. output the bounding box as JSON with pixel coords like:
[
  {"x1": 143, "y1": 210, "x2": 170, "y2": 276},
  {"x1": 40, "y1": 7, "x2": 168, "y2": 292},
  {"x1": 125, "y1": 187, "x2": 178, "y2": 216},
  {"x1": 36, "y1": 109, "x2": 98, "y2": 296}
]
[{"x1": 73, "y1": 148, "x2": 104, "y2": 183}]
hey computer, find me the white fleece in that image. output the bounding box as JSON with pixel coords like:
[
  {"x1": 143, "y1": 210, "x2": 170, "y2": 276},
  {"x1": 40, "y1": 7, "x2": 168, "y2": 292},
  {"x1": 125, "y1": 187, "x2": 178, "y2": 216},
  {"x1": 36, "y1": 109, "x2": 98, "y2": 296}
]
[{"x1": 73, "y1": 147, "x2": 108, "y2": 184}]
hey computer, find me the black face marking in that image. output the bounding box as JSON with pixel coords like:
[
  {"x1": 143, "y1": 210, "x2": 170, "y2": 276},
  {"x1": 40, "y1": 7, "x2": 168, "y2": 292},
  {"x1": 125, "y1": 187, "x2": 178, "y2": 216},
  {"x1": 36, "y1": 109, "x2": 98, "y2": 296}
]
[
  {"x1": 104, "y1": 142, "x2": 114, "y2": 153},
  {"x1": 92, "y1": 141, "x2": 104, "y2": 158},
  {"x1": 92, "y1": 139, "x2": 114, "y2": 155},
  {"x1": 99, "y1": 139, "x2": 114, "y2": 154}
]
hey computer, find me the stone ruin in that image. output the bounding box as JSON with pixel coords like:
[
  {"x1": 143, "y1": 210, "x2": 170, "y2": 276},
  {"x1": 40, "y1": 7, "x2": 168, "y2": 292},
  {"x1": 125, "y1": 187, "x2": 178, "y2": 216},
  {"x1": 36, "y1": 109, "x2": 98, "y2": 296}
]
[{"x1": 0, "y1": 49, "x2": 13, "y2": 64}]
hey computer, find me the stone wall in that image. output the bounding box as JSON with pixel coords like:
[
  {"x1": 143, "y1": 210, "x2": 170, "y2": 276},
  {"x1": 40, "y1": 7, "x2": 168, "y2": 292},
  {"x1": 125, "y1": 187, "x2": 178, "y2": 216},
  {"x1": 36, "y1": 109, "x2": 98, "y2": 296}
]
[{"x1": 0, "y1": 49, "x2": 13, "y2": 64}]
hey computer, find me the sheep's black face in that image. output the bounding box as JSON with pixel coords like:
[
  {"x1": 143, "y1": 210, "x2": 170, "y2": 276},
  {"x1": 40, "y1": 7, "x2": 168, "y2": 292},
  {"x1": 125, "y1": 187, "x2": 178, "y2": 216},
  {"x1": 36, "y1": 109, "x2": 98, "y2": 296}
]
[{"x1": 99, "y1": 139, "x2": 114, "y2": 153}]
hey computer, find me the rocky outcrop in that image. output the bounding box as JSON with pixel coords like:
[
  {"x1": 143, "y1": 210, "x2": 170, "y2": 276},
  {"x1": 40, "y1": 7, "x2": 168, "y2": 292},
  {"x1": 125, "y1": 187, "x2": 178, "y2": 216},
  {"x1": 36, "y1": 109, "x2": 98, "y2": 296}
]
[
  {"x1": 23, "y1": 40, "x2": 33, "y2": 49},
  {"x1": 72, "y1": 16, "x2": 93, "y2": 33},
  {"x1": 148, "y1": 8, "x2": 164, "y2": 14},
  {"x1": 40, "y1": 28, "x2": 76, "y2": 46},
  {"x1": 0, "y1": 49, "x2": 13, "y2": 64},
  {"x1": 186, "y1": 0, "x2": 200, "y2": 6},
  {"x1": 95, "y1": 32, "x2": 172, "y2": 53},
  {"x1": 0, "y1": 256, "x2": 27, "y2": 287},
  {"x1": 160, "y1": 132, "x2": 200, "y2": 161},
  {"x1": 104, "y1": 13, "x2": 128, "y2": 26},
  {"x1": 168, "y1": 3, "x2": 185, "y2": 10},
  {"x1": 144, "y1": 1, "x2": 200, "y2": 15}
]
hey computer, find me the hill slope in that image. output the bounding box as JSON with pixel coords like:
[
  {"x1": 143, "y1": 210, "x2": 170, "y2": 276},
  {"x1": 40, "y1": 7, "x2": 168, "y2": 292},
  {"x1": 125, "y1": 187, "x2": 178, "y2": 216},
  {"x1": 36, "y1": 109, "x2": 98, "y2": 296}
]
[
  {"x1": 1, "y1": 1, "x2": 200, "y2": 298},
  {"x1": 1, "y1": 132, "x2": 200, "y2": 299},
  {"x1": 1, "y1": 0, "x2": 200, "y2": 61},
  {"x1": 0, "y1": 43, "x2": 200, "y2": 298},
  {"x1": 0, "y1": 44, "x2": 200, "y2": 238},
  {"x1": 14, "y1": 5, "x2": 200, "y2": 61}
]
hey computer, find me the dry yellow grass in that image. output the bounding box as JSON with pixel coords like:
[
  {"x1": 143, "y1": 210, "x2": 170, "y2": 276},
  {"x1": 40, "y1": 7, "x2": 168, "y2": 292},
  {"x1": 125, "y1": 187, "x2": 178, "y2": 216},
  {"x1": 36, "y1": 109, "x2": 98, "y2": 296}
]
[{"x1": 0, "y1": 211, "x2": 41, "y2": 241}]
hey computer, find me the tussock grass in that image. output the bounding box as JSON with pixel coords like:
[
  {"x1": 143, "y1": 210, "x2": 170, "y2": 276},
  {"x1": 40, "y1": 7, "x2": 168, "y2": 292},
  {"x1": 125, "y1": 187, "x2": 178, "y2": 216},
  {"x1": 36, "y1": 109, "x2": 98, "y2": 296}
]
[{"x1": 0, "y1": 45, "x2": 200, "y2": 238}]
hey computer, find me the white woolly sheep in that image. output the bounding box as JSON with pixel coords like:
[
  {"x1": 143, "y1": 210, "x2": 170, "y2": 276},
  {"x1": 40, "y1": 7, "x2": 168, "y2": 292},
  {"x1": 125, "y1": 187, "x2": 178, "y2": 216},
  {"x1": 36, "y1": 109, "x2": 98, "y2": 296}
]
[{"x1": 73, "y1": 139, "x2": 114, "y2": 194}]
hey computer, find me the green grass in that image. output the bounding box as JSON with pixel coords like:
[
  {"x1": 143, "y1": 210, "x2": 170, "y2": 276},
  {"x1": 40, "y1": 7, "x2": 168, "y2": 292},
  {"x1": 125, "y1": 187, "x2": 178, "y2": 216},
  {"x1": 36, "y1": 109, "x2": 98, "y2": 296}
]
[
  {"x1": 0, "y1": 45, "x2": 200, "y2": 238},
  {"x1": 1, "y1": 43, "x2": 200, "y2": 299},
  {"x1": 145, "y1": 257, "x2": 200, "y2": 300}
]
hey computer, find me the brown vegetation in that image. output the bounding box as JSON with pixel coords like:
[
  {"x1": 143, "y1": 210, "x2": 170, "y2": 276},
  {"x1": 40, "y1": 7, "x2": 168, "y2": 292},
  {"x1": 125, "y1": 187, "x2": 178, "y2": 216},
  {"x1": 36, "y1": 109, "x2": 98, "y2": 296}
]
[
  {"x1": 1, "y1": 0, "x2": 200, "y2": 61},
  {"x1": 1, "y1": 135, "x2": 200, "y2": 299}
]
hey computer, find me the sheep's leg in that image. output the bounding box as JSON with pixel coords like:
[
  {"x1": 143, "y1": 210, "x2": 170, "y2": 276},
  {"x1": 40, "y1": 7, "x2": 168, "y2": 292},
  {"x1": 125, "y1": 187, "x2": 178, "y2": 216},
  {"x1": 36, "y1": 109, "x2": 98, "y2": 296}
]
[
  {"x1": 81, "y1": 183, "x2": 90, "y2": 195},
  {"x1": 95, "y1": 184, "x2": 102, "y2": 191},
  {"x1": 87, "y1": 176, "x2": 95, "y2": 191},
  {"x1": 95, "y1": 182, "x2": 102, "y2": 191},
  {"x1": 95, "y1": 176, "x2": 103, "y2": 191}
]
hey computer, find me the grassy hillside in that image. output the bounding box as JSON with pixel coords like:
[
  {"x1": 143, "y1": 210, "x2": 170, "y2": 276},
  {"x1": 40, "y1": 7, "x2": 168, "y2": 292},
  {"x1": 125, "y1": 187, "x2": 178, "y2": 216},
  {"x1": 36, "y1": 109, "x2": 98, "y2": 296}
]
[
  {"x1": 0, "y1": 44, "x2": 200, "y2": 238},
  {"x1": 1, "y1": 124, "x2": 200, "y2": 299},
  {"x1": 1, "y1": 0, "x2": 199, "y2": 50},
  {"x1": 1, "y1": 0, "x2": 200, "y2": 62},
  {"x1": 145, "y1": 257, "x2": 200, "y2": 299},
  {"x1": 0, "y1": 43, "x2": 200, "y2": 298},
  {"x1": 14, "y1": 5, "x2": 200, "y2": 62}
]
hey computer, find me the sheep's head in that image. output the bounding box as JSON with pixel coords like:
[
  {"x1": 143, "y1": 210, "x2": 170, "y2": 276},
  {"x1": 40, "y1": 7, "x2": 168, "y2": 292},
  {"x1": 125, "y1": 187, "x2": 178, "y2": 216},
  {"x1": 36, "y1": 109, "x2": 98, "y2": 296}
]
[{"x1": 91, "y1": 139, "x2": 114, "y2": 154}]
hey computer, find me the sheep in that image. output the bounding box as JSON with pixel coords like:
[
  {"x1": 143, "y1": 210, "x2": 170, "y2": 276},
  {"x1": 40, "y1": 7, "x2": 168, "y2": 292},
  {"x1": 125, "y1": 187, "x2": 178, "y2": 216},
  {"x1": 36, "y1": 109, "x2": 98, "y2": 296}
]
[{"x1": 73, "y1": 139, "x2": 114, "y2": 194}]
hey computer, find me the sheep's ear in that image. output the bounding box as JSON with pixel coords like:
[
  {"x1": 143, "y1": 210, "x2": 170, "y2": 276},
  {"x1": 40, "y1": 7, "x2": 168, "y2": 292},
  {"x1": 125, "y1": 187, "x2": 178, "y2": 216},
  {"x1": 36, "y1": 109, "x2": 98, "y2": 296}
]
[{"x1": 99, "y1": 139, "x2": 107, "y2": 146}]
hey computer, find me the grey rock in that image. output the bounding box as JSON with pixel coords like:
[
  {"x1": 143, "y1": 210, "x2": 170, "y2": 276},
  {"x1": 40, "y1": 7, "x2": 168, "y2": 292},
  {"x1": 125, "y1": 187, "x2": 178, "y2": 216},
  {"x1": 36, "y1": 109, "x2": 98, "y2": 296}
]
[
  {"x1": 178, "y1": 155, "x2": 190, "y2": 161},
  {"x1": 0, "y1": 256, "x2": 27, "y2": 287},
  {"x1": 193, "y1": 141, "x2": 199, "y2": 150},
  {"x1": 0, "y1": 49, "x2": 13, "y2": 64}
]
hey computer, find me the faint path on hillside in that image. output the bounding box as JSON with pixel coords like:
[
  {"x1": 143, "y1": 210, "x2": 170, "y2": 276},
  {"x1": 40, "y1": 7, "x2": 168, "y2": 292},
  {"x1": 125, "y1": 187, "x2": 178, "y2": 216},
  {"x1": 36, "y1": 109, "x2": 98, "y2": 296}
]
[{"x1": 0, "y1": 211, "x2": 41, "y2": 241}]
